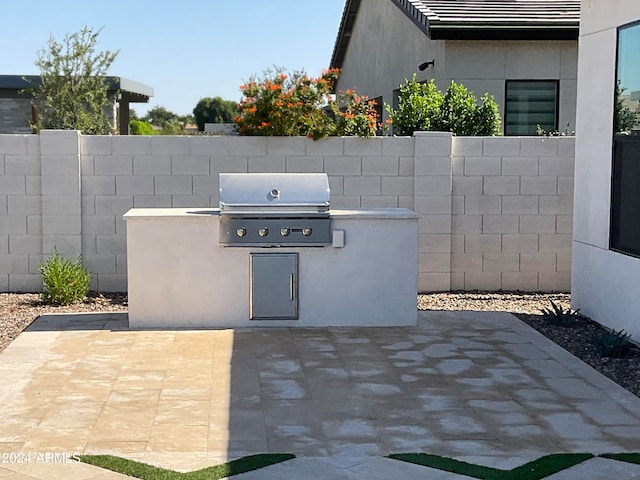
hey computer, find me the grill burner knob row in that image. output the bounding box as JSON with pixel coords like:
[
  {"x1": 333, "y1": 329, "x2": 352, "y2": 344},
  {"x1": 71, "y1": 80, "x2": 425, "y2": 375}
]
[
  {"x1": 258, "y1": 227, "x2": 269, "y2": 237},
  {"x1": 236, "y1": 227, "x2": 247, "y2": 237}
]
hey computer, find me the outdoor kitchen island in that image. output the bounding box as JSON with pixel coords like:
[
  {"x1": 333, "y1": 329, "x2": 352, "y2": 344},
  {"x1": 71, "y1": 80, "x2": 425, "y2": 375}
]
[{"x1": 124, "y1": 207, "x2": 418, "y2": 328}]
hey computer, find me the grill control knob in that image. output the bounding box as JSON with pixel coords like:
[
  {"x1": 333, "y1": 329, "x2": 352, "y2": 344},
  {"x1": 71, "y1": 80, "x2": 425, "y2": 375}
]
[
  {"x1": 236, "y1": 227, "x2": 247, "y2": 237},
  {"x1": 280, "y1": 227, "x2": 291, "y2": 237},
  {"x1": 258, "y1": 227, "x2": 269, "y2": 237},
  {"x1": 302, "y1": 227, "x2": 313, "y2": 236}
]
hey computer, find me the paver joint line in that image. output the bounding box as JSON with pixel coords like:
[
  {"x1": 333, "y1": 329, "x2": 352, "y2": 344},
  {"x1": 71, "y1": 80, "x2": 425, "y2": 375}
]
[{"x1": 1, "y1": 310, "x2": 639, "y2": 474}]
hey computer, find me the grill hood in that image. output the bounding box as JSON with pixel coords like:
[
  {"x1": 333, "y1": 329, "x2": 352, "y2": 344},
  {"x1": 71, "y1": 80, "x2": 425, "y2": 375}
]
[{"x1": 219, "y1": 173, "x2": 330, "y2": 214}]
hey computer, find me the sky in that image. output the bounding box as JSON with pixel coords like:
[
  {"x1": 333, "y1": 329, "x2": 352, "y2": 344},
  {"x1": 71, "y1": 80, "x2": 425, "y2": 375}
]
[{"x1": 1, "y1": 0, "x2": 346, "y2": 117}]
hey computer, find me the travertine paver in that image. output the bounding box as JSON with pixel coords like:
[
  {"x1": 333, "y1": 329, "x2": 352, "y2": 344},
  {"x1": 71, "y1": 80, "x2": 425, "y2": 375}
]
[{"x1": 0, "y1": 310, "x2": 639, "y2": 479}]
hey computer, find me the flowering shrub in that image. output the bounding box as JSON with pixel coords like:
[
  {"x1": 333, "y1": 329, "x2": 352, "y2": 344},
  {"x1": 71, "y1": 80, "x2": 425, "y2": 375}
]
[
  {"x1": 234, "y1": 68, "x2": 377, "y2": 139},
  {"x1": 331, "y1": 89, "x2": 378, "y2": 137}
]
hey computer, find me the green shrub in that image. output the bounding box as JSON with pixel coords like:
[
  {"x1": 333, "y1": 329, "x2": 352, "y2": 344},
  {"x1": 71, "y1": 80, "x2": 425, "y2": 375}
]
[
  {"x1": 40, "y1": 248, "x2": 91, "y2": 305},
  {"x1": 539, "y1": 300, "x2": 580, "y2": 327},
  {"x1": 129, "y1": 119, "x2": 157, "y2": 135},
  {"x1": 385, "y1": 75, "x2": 501, "y2": 136},
  {"x1": 595, "y1": 328, "x2": 632, "y2": 358},
  {"x1": 385, "y1": 77, "x2": 443, "y2": 135}
]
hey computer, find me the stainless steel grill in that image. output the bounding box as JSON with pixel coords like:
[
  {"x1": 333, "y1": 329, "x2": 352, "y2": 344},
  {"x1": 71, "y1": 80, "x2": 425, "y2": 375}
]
[{"x1": 219, "y1": 173, "x2": 331, "y2": 246}]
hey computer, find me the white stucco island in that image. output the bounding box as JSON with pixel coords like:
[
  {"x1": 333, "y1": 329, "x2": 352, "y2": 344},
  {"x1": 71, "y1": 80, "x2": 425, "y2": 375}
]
[{"x1": 124, "y1": 207, "x2": 418, "y2": 328}]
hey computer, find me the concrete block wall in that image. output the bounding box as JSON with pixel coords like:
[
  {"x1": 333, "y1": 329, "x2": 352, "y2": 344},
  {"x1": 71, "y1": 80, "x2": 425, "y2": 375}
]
[
  {"x1": 450, "y1": 136, "x2": 574, "y2": 291},
  {"x1": 0, "y1": 130, "x2": 574, "y2": 293},
  {"x1": 414, "y1": 132, "x2": 453, "y2": 292},
  {"x1": 78, "y1": 134, "x2": 418, "y2": 291},
  {"x1": 0, "y1": 134, "x2": 42, "y2": 292}
]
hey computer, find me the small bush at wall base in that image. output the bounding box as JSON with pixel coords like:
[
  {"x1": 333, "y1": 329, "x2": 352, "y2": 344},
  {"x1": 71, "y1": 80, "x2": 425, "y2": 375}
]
[
  {"x1": 40, "y1": 248, "x2": 91, "y2": 305},
  {"x1": 595, "y1": 328, "x2": 632, "y2": 358},
  {"x1": 539, "y1": 300, "x2": 580, "y2": 327}
]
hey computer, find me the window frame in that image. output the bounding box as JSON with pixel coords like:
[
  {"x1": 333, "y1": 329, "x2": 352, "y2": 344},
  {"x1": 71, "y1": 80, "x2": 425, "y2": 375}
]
[
  {"x1": 504, "y1": 79, "x2": 560, "y2": 136},
  {"x1": 609, "y1": 19, "x2": 640, "y2": 258}
]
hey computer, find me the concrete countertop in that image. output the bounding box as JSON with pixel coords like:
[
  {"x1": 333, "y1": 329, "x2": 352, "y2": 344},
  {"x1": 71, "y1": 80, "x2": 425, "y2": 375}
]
[
  {"x1": 123, "y1": 207, "x2": 418, "y2": 220},
  {"x1": 330, "y1": 208, "x2": 418, "y2": 219},
  {"x1": 123, "y1": 208, "x2": 219, "y2": 220}
]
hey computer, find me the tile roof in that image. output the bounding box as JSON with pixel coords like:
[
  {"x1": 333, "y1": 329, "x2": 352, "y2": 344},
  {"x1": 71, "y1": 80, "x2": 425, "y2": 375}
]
[{"x1": 402, "y1": 0, "x2": 579, "y2": 33}]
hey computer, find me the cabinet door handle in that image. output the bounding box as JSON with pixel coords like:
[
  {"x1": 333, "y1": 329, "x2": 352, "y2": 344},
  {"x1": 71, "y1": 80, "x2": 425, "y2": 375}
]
[{"x1": 289, "y1": 274, "x2": 295, "y2": 301}]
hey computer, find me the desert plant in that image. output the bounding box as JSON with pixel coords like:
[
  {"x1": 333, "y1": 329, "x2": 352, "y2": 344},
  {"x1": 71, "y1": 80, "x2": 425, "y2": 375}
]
[
  {"x1": 539, "y1": 301, "x2": 580, "y2": 327},
  {"x1": 30, "y1": 27, "x2": 119, "y2": 134},
  {"x1": 536, "y1": 122, "x2": 574, "y2": 137},
  {"x1": 595, "y1": 328, "x2": 632, "y2": 358},
  {"x1": 40, "y1": 248, "x2": 91, "y2": 305}
]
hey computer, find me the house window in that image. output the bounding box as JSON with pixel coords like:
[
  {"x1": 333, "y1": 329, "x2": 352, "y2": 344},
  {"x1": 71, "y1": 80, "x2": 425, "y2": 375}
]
[
  {"x1": 504, "y1": 80, "x2": 558, "y2": 135},
  {"x1": 610, "y1": 21, "x2": 640, "y2": 257}
]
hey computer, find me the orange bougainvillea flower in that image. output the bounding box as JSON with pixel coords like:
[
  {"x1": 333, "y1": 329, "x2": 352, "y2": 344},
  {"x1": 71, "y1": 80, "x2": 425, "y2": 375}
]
[
  {"x1": 247, "y1": 106, "x2": 257, "y2": 113},
  {"x1": 279, "y1": 73, "x2": 287, "y2": 80},
  {"x1": 269, "y1": 84, "x2": 280, "y2": 91},
  {"x1": 275, "y1": 101, "x2": 284, "y2": 107}
]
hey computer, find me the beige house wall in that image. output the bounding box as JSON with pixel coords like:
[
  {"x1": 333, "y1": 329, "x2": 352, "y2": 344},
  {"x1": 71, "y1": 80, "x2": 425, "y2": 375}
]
[
  {"x1": 571, "y1": 0, "x2": 640, "y2": 339},
  {"x1": 334, "y1": 0, "x2": 578, "y2": 133}
]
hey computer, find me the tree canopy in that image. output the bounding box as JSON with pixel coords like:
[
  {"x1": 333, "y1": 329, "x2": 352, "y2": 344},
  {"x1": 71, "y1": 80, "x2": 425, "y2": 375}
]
[
  {"x1": 142, "y1": 106, "x2": 177, "y2": 127},
  {"x1": 32, "y1": 26, "x2": 119, "y2": 134},
  {"x1": 193, "y1": 97, "x2": 239, "y2": 131}
]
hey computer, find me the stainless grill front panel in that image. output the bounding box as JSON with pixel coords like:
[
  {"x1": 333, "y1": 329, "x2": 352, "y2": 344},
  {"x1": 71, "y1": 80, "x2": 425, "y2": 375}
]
[
  {"x1": 218, "y1": 173, "x2": 331, "y2": 247},
  {"x1": 220, "y1": 217, "x2": 330, "y2": 246}
]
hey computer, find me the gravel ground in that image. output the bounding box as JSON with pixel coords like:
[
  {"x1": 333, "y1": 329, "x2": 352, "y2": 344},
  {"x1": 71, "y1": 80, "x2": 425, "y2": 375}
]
[
  {"x1": 1, "y1": 291, "x2": 638, "y2": 397},
  {"x1": 0, "y1": 292, "x2": 127, "y2": 352}
]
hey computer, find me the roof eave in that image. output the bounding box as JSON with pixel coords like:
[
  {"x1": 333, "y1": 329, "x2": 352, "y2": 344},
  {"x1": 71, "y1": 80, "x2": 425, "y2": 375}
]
[
  {"x1": 0, "y1": 75, "x2": 153, "y2": 102},
  {"x1": 330, "y1": 0, "x2": 361, "y2": 71},
  {"x1": 429, "y1": 25, "x2": 579, "y2": 41}
]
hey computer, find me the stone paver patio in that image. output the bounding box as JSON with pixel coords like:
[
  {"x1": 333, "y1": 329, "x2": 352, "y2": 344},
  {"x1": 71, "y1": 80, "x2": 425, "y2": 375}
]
[{"x1": 0, "y1": 310, "x2": 639, "y2": 479}]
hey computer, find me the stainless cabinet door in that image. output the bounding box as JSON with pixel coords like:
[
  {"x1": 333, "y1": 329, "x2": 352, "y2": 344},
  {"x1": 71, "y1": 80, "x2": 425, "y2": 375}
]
[{"x1": 250, "y1": 253, "x2": 298, "y2": 320}]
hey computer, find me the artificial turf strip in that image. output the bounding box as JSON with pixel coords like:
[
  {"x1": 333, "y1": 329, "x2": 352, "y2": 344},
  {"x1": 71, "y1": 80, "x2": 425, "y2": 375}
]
[
  {"x1": 79, "y1": 453, "x2": 296, "y2": 480},
  {"x1": 600, "y1": 453, "x2": 640, "y2": 465},
  {"x1": 388, "y1": 453, "x2": 595, "y2": 480}
]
